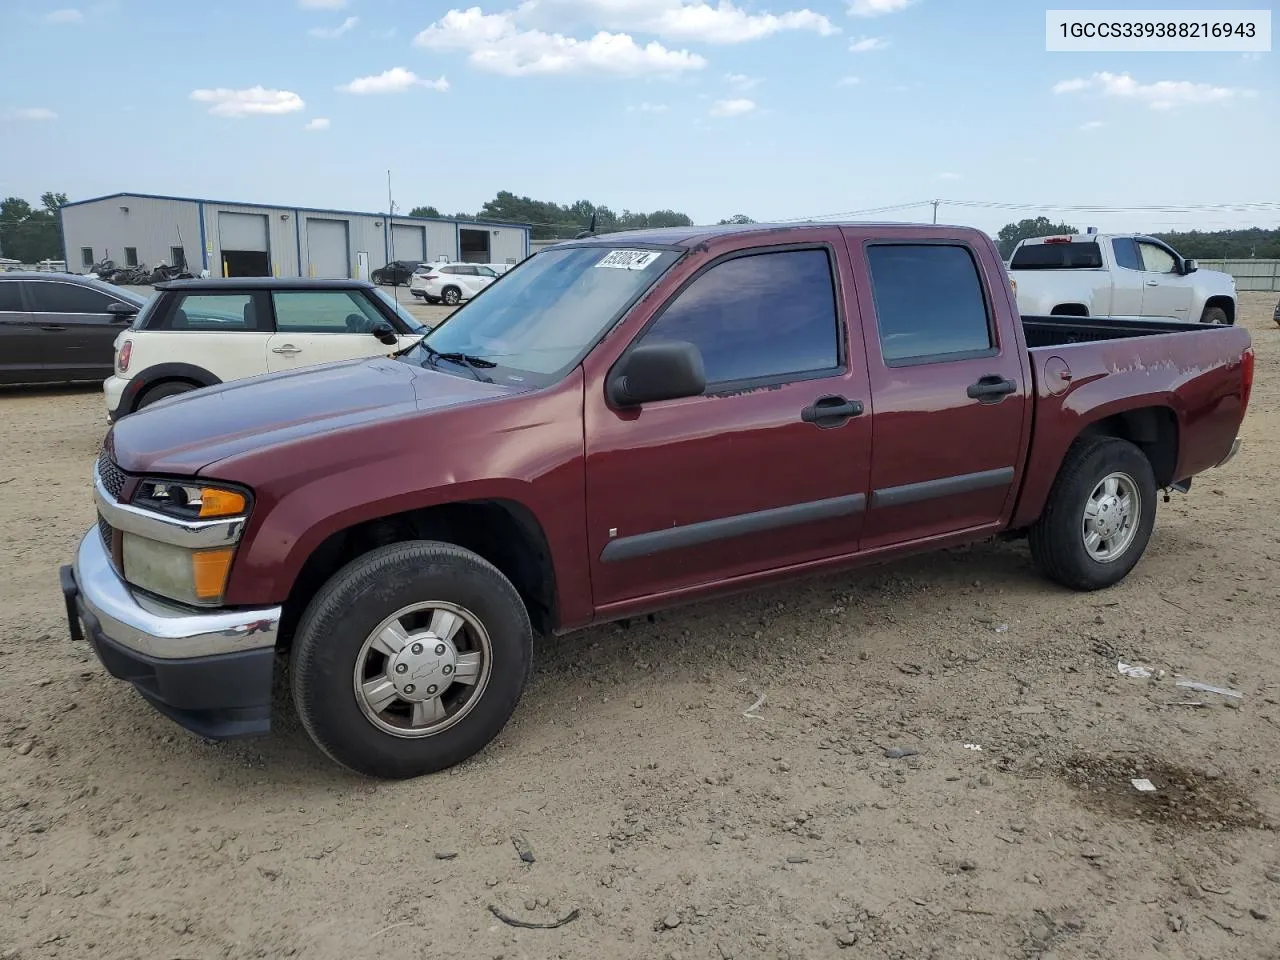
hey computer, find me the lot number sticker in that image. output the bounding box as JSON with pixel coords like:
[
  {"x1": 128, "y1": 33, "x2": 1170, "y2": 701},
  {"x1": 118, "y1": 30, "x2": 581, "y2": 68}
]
[{"x1": 596, "y1": 249, "x2": 662, "y2": 270}]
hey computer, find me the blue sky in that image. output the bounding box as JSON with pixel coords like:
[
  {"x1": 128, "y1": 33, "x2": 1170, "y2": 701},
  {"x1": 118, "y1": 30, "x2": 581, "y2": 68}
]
[{"x1": 2, "y1": 0, "x2": 1275, "y2": 235}]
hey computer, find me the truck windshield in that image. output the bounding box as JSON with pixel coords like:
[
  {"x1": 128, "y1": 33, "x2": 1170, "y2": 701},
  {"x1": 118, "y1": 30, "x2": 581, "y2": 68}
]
[
  {"x1": 408, "y1": 245, "x2": 681, "y2": 386},
  {"x1": 1009, "y1": 241, "x2": 1103, "y2": 270}
]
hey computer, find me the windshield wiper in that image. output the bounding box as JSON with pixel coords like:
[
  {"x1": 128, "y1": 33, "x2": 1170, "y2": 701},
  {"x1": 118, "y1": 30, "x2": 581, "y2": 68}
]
[
  {"x1": 390, "y1": 332, "x2": 428, "y2": 358},
  {"x1": 392, "y1": 335, "x2": 495, "y2": 382}
]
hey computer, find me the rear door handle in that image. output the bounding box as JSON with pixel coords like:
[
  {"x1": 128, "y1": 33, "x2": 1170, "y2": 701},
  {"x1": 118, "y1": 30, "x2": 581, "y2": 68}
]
[
  {"x1": 801, "y1": 394, "x2": 864, "y2": 427},
  {"x1": 271, "y1": 344, "x2": 301, "y2": 355},
  {"x1": 40, "y1": 325, "x2": 67, "y2": 332},
  {"x1": 966, "y1": 375, "x2": 1017, "y2": 403},
  {"x1": 1146, "y1": 280, "x2": 1159, "y2": 286}
]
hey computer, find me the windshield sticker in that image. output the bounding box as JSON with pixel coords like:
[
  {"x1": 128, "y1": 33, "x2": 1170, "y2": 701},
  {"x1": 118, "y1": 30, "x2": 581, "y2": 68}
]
[{"x1": 596, "y1": 249, "x2": 662, "y2": 271}]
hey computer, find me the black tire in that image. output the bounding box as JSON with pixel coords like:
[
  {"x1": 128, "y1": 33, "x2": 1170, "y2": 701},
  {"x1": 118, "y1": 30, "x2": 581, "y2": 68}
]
[
  {"x1": 1200, "y1": 305, "x2": 1230, "y2": 325},
  {"x1": 289, "y1": 540, "x2": 533, "y2": 779},
  {"x1": 442, "y1": 286, "x2": 462, "y2": 306},
  {"x1": 371, "y1": 271, "x2": 385, "y2": 285},
  {"x1": 135, "y1": 380, "x2": 196, "y2": 411},
  {"x1": 1029, "y1": 436, "x2": 1157, "y2": 591}
]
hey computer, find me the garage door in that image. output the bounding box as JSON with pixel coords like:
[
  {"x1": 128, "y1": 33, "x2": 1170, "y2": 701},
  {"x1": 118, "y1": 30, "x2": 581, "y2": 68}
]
[
  {"x1": 391, "y1": 224, "x2": 426, "y2": 263},
  {"x1": 218, "y1": 212, "x2": 269, "y2": 252},
  {"x1": 307, "y1": 218, "x2": 350, "y2": 278}
]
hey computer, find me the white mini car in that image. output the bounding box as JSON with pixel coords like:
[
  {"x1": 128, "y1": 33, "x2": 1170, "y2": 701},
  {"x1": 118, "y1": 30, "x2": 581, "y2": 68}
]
[
  {"x1": 409, "y1": 262, "x2": 502, "y2": 305},
  {"x1": 103, "y1": 278, "x2": 425, "y2": 420}
]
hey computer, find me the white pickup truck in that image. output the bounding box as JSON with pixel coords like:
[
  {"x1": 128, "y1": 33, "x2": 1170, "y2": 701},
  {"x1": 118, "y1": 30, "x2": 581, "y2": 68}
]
[{"x1": 1008, "y1": 233, "x2": 1237, "y2": 325}]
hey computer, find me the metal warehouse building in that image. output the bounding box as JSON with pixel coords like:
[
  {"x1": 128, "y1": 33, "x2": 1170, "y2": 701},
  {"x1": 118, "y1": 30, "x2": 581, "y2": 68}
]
[{"x1": 59, "y1": 192, "x2": 532, "y2": 279}]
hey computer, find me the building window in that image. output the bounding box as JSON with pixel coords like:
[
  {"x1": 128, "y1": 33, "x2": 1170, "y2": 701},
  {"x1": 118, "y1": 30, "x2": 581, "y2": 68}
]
[
  {"x1": 81, "y1": 247, "x2": 94, "y2": 268},
  {"x1": 170, "y1": 246, "x2": 186, "y2": 269},
  {"x1": 125, "y1": 247, "x2": 139, "y2": 267}
]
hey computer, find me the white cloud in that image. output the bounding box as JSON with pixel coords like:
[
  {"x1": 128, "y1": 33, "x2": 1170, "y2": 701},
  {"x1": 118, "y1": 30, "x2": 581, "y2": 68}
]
[
  {"x1": 836, "y1": 74, "x2": 860, "y2": 86},
  {"x1": 1053, "y1": 71, "x2": 1253, "y2": 110},
  {"x1": 849, "y1": 35, "x2": 888, "y2": 51},
  {"x1": 709, "y1": 97, "x2": 755, "y2": 117},
  {"x1": 937, "y1": 171, "x2": 960, "y2": 180},
  {"x1": 1051, "y1": 77, "x2": 1089, "y2": 94},
  {"x1": 627, "y1": 101, "x2": 669, "y2": 112},
  {"x1": 415, "y1": 9, "x2": 706, "y2": 77},
  {"x1": 310, "y1": 15, "x2": 359, "y2": 37},
  {"x1": 338, "y1": 67, "x2": 450, "y2": 93},
  {"x1": 1079, "y1": 119, "x2": 1104, "y2": 131},
  {"x1": 1, "y1": 107, "x2": 58, "y2": 121},
  {"x1": 725, "y1": 72, "x2": 760, "y2": 90},
  {"x1": 299, "y1": 0, "x2": 347, "y2": 7},
  {"x1": 190, "y1": 87, "x2": 306, "y2": 117},
  {"x1": 45, "y1": 8, "x2": 83, "y2": 23},
  {"x1": 305, "y1": 117, "x2": 331, "y2": 130},
  {"x1": 847, "y1": 0, "x2": 911, "y2": 15},
  {"x1": 512, "y1": 0, "x2": 838, "y2": 44}
]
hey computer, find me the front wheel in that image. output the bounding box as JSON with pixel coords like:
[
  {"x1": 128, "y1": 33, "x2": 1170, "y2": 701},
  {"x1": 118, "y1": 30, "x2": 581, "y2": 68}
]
[
  {"x1": 289, "y1": 541, "x2": 533, "y2": 779},
  {"x1": 1028, "y1": 436, "x2": 1157, "y2": 591},
  {"x1": 1200, "y1": 305, "x2": 1230, "y2": 325}
]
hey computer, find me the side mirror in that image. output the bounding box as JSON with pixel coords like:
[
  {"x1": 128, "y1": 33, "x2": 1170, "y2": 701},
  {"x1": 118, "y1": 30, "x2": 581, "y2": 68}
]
[
  {"x1": 372, "y1": 322, "x2": 399, "y2": 346},
  {"x1": 1182, "y1": 258, "x2": 1198, "y2": 274},
  {"x1": 608, "y1": 339, "x2": 706, "y2": 407},
  {"x1": 107, "y1": 301, "x2": 138, "y2": 320}
]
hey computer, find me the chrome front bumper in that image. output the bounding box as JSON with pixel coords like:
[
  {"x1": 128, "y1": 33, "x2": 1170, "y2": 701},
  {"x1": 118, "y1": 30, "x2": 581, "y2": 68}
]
[
  {"x1": 69, "y1": 529, "x2": 279, "y2": 659},
  {"x1": 1216, "y1": 437, "x2": 1243, "y2": 469}
]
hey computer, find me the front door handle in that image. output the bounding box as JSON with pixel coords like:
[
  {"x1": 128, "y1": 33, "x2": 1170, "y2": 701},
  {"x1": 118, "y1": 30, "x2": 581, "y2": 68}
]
[
  {"x1": 1146, "y1": 280, "x2": 1159, "y2": 287},
  {"x1": 40, "y1": 325, "x2": 67, "y2": 332},
  {"x1": 801, "y1": 394, "x2": 864, "y2": 427},
  {"x1": 271, "y1": 344, "x2": 302, "y2": 355},
  {"x1": 967, "y1": 375, "x2": 1017, "y2": 403}
]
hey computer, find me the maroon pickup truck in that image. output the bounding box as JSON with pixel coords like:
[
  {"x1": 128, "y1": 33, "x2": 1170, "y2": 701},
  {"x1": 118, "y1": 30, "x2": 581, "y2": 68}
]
[{"x1": 60, "y1": 222, "x2": 1254, "y2": 779}]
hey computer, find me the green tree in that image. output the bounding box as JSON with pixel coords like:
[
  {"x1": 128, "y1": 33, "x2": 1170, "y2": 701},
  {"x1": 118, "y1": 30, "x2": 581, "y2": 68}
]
[
  {"x1": 0, "y1": 193, "x2": 65, "y2": 263},
  {"x1": 995, "y1": 217, "x2": 1079, "y2": 258},
  {"x1": 1150, "y1": 228, "x2": 1280, "y2": 260},
  {"x1": 409, "y1": 205, "x2": 441, "y2": 218}
]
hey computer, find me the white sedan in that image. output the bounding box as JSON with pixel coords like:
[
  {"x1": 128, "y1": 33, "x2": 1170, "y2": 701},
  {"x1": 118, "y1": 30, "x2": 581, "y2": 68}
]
[{"x1": 409, "y1": 262, "x2": 501, "y2": 305}]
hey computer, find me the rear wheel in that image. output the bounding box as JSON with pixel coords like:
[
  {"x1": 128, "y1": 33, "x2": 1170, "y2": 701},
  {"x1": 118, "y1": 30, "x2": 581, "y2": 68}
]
[
  {"x1": 1029, "y1": 436, "x2": 1157, "y2": 591},
  {"x1": 442, "y1": 286, "x2": 462, "y2": 306},
  {"x1": 289, "y1": 541, "x2": 533, "y2": 779},
  {"x1": 1200, "y1": 305, "x2": 1230, "y2": 325},
  {"x1": 135, "y1": 380, "x2": 196, "y2": 412}
]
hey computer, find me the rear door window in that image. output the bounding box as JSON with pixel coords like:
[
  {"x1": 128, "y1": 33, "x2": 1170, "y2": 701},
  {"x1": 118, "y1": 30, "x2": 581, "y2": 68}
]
[
  {"x1": 866, "y1": 244, "x2": 994, "y2": 365},
  {"x1": 1112, "y1": 238, "x2": 1143, "y2": 271}
]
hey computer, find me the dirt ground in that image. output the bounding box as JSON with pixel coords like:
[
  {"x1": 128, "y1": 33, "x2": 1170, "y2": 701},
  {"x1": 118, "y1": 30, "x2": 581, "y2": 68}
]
[{"x1": 2, "y1": 294, "x2": 1278, "y2": 960}]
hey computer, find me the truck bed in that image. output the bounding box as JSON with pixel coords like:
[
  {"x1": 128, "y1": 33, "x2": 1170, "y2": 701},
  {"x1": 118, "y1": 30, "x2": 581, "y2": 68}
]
[{"x1": 1022, "y1": 314, "x2": 1210, "y2": 349}]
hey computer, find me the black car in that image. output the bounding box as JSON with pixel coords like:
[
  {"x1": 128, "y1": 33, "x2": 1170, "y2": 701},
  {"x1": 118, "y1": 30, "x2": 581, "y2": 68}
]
[
  {"x1": 1273, "y1": 296, "x2": 1279, "y2": 327},
  {"x1": 371, "y1": 260, "x2": 423, "y2": 287},
  {"x1": 0, "y1": 272, "x2": 146, "y2": 386}
]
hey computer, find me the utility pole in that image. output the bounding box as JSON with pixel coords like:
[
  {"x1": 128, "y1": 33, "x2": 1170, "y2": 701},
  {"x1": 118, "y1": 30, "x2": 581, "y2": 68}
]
[{"x1": 932, "y1": 199, "x2": 940, "y2": 224}]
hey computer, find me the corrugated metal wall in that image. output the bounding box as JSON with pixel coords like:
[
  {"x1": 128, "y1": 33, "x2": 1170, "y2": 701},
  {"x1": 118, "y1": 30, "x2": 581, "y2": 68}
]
[
  {"x1": 391, "y1": 224, "x2": 426, "y2": 262},
  {"x1": 61, "y1": 195, "x2": 202, "y2": 271},
  {"x1": 489, "y1": 227, "x2": 526, "y2": 265},
  {"x1": 61, "y1": 195, "x2": 532, "y2": 277},
  {"x1": 1197, "y1": 259, "x2": 1280, "y2": 292},
  {"x1": 204, "y1": 202, "x2": 300, "y2": 277}
]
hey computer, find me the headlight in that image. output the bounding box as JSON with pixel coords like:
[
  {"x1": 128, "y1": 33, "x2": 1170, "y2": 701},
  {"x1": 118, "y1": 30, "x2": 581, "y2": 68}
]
[
  {"x1": 119, "y1": 479, "x2": 249, "y2": 606},
  {"x1": 133, "y1": 480, "x2": 248, "y2": 520}
]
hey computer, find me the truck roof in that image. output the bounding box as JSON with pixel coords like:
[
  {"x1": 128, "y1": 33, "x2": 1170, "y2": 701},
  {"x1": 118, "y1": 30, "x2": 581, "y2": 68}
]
[
  {"x1": 556, "y1": 220, "x2": 987, "y2": 248},
  {"x1": 1017, "y1": 233, "x2": 1151, "y2": 246}
]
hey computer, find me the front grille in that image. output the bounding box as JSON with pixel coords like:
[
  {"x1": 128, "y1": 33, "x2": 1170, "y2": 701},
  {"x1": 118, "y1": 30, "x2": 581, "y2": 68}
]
[
  {"x1": 96, "y1": 449, "x2": 126, "y2": 501},
  {"x1": 98, "y1": 515, "x2": 113, "y2": 552}
]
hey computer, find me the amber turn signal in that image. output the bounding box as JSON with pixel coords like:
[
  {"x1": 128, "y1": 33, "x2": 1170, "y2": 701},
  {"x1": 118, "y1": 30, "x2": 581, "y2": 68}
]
[
  {"x1": 191, "y1": 547, "x2": 235, "y2": 601},
  {"x1": 198, "y1": 488, "x2": 247, "y2": 518}
]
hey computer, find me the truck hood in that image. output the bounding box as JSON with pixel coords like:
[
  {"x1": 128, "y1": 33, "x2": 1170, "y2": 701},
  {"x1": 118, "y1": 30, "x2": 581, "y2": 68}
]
[{"x1": 107, "y1": 357, "x2": 516, "y2": 476}]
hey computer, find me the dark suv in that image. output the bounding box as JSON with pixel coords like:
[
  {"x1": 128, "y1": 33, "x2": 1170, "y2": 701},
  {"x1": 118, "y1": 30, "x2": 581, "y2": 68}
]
[{"x1": 0, "y1": 272, "x2": 146, "y2": 385}]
